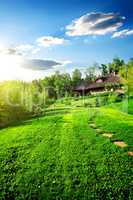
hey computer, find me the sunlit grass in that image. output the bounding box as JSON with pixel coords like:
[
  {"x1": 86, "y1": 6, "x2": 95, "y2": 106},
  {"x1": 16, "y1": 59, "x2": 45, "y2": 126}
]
[{"x1": 0, "y1": 101, "x2": 132, "y2": 199}]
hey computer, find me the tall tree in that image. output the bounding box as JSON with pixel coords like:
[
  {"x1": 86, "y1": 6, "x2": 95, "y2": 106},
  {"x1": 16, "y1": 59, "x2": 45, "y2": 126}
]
[
  {"x1": 100, "y1": 64, "x2": 108, "y2": 76},
  {"x1": 120, "y1": 58, "x2": 133, "y2": 96},
  {"x1": 111, "y1": 57, "x2": 125, "y2": 74},
  {"x1": 72, "y1": 69, "x2": 82, "y2": 87}
]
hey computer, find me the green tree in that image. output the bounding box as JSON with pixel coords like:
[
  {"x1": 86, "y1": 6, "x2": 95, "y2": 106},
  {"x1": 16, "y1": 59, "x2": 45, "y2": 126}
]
[
  {"x1": 72, "y1": 69, "x2": 82, "y2": 87},
  {"x1": 110, "y1": 57, "x2": 124, "y2": 74},
  {"x1": 100, "y1": 64, "x2": 108, "y2": 76},
  {"x1": 85, "y1": 66, "x2": 96, "y2": 82},
  {"x1": 120, "y1": 58, "x2": 133, "y2": 96}
]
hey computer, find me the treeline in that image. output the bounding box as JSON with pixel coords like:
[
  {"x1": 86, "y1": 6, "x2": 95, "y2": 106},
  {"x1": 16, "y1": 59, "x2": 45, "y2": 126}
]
[{"x1": 0, "y1": 57, "x2": 132, "y2": 127}]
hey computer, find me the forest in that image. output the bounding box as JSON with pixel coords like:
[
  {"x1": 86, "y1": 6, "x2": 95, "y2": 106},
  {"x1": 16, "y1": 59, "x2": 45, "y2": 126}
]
[{"x1": 0, "y1": 57, "x2": 132, "y2": 128}]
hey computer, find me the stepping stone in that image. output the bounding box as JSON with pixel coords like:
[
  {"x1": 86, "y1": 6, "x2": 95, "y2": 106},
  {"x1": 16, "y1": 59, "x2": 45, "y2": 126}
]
[
  {"x1": 89, "y1": 123, "x2": 97, "y2": 129},
  {"x1": 96, "y1": 129, "x2": 102, "y2": 134},
  {"x1": 113, "y1": 141, "x2": 127, "y2": 148},
  {"x1": 127, "y1": 152, "x2": 133, "y2": 156},
  {"x1": 102, "y1": 133, "x2": 113, "y2": 138}
]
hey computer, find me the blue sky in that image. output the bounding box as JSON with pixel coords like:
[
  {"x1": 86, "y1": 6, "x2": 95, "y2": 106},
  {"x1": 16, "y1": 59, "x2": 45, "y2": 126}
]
[{"x1": 0, "y1": 0, "x2": 133, "y2": 80}]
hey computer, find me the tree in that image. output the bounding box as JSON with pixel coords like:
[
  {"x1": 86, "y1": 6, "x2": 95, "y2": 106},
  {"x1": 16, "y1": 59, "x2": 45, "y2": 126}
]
[
  {"x1": 100, "y1": 64, "x2": 108, "y2": 76},
  {"x1": 119, "y1": 58, "x2": 133, "y2": 96},
  {"x1": 85, "y1": 67, "x2": 96, "y2": 83},
  {"x1": 110, "y1": 57, "x2": 124, "y2": 74},
  {"x1": 41, "y1": 75, "x2": 56, "y2": 99},
  {"x1": 72, "y1": 69, "x2": 82, "y2": 87},
  {"x1": 62, "y1": 73, "x2": 72, "y2": 95},
  {"x1": 108, "y1": 63, "x2": 114, "y2": 74}
]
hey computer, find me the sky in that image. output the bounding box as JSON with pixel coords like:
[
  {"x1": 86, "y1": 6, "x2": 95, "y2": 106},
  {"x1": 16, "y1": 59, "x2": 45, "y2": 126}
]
[{"x1": 0, "y1": 0, "x2": 133, "y2": 81}]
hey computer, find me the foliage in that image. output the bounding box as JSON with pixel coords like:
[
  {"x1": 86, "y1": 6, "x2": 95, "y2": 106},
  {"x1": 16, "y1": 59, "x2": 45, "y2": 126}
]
[
  {"x1": 100, "y1": 57, "x2": 125, "y2": 75},
  {"x1": 100, "y1": 64, "x2": 108, "y2": 76},
  {"x1": 72, "y1": 69, "x2": 82, "y2": 87},
  {"x1": 119, "y1": 58, "x2": 133, "y2": 96},
  {"x1": 110, "y1": 57, "x2": 124, "y2": 74},
  {"x1": 0, "y1": 57, "x2": 132, "y2": 127},
  {"x1": 95, "y1": 97, "x2": 100, "y2": 107},
  {"x1": 84, "y1": 65, "x2": 98, "y2": 82}
]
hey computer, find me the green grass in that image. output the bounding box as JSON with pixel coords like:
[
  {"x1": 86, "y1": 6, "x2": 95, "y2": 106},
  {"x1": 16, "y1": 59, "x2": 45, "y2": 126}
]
[
  {"x1": 128, "y1": 97, "x2": 133, "y2": 114},
  {"x1": 54, "y1": 96, "x2": 97, "y2": 107},
  {"x1": 104, "y1": 97, "x2": 133, "y2": 115},
  {"x1": 0, "y1": 100, "x2": 133, "y2": 199},
  {"x1": 89, "y1": 107, "x2": 133, "y2": 147}
]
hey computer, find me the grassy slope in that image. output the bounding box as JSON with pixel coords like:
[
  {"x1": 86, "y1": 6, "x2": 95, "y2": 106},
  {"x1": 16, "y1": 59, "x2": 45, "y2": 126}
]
[
  {"x1": 0, "y1": 106, "x2": 132, "y2": 199},
  {"x1": 90, "y1": 107, "x2": 133, "y2": 147}
]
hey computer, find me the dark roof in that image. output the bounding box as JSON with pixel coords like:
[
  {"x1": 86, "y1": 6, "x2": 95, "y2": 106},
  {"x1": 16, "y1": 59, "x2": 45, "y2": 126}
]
[
  {"x1": 74, "y1": 83, "x2": 89, "y2": 91},
  {"x1": 74, "y1": 74, "x2": 121, "y2": 91},
  {"x1": 97, "y1": 74, "x2": 120, "y2": 83}
]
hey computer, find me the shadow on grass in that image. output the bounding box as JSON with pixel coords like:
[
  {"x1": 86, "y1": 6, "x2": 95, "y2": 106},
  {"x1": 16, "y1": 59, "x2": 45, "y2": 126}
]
[
  {"x1": 0, "y1": 108, "x2": 71, "y2": 130},
  {"x1": 45, "y1": 109, "x2": 70, "y2": 116}
]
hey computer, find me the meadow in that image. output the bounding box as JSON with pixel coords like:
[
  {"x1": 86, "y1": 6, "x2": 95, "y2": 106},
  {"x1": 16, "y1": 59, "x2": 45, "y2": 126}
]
[{"x1": 0, "y1": 97, "x2": 132, "y2": 200}]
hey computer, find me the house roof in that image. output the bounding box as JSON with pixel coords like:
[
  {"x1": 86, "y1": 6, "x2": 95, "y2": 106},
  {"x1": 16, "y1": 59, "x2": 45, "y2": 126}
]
[
  {"x1": 74, "y1": 74, "x2": 121, "y2": 91},
  {"x1": 96, "y1": 74, "x2": 120, "y2": 83}
]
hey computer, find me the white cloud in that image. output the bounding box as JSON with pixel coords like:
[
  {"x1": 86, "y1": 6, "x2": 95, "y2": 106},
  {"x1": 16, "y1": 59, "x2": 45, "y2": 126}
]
[
  {"x1": 16, "y1": 44, "x2": 40, "y2": 55},
  {"x1": 36, "y1": 36, "x2": 67, "y2": 47},
  {"x1": 0, "y1": 47, "x2": 19, "y2": 55},
  {"x1": 0, "y1": 44, "x2": 40, "y2": 56},
  {"x1": 31, "y1": 48, "x2": 40, "y2": 54},
  {"x1": 112, "y1": 29, "x2": 133, "y2": 38},
  {"x1": 66, "y1": 12, "x2": 125, "y2": 36},
  {"x1": 62, "y1": 60, "x2": 72, "y2": 65},
  {"x1": 16, "y1": 44, "x2": 34, "y2": 51}
]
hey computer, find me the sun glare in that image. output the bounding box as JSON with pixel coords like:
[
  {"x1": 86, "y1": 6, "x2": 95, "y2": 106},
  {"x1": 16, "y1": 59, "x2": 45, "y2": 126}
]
[{"x1": 0, "y1": 54, "x2": 23, "y2": 81}]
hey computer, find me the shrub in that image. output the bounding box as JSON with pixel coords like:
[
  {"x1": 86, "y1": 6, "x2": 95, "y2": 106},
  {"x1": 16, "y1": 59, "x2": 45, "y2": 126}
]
[
  {"x1": 95, "y1": 97, "x2": 100, "y2": 107},
  {"x1": 101, "y1": 96, "x2": 109, "y2": 106}
]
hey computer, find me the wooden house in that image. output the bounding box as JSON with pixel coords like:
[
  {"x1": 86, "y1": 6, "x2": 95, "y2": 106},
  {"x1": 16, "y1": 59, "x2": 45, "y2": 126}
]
[{"x1": 74, "y1": 74, "x2": 121, "y2": 95}]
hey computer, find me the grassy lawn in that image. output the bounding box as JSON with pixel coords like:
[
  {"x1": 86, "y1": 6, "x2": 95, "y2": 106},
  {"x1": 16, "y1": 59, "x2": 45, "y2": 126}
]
[
  {"x1": 0, "y1": 102, "x2": 133, "y2": 199},
  {"x1": 90, "y1": 107, "x2": 133, "y2": 146}
]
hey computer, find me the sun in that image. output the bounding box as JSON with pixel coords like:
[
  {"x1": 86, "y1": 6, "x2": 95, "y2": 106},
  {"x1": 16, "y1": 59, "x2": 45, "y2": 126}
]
[{"x1": 0, "y1": 54, "x2": 23, "y2": 81}]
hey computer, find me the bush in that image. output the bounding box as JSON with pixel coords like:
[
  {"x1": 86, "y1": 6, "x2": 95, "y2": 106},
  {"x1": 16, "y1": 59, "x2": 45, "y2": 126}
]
[
  {"x1": 101, "y1": 96, "x2": 109, "y2": 106},
  {"x1": 115, "y1": 93, "x2": 125, "y2": 102},
  {"x1": 65, "y1": 100, "x2": 72, "y2": 106},
  {"x1": 84, "y1": 102, "x2": 93, "y2": 107},
  {"x1": 95, "y1": 97, "x2": 100, "y2": 107},
  {"x1": 0, "y1": 105, "x2": 32, "y2": 128}
]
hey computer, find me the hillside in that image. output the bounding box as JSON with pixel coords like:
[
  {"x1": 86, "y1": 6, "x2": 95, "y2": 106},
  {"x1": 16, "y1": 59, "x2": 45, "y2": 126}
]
[{"x1": 0, "y1": 101, "x2": 132, "y2": 200}]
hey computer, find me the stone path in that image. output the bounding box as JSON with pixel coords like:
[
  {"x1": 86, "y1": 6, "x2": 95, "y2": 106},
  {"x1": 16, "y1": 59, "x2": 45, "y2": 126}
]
[
  {"x1": 88, "y1": 121, "x2": 133, "y2": 156},
  {"x1": 127, "y1": 152, "x2": 133, "y2": 156},
  {"x1": 102, "y1": 133, "x2": 113, "y2": 138},
  {"x1": 113, "y1": 141, "x2": 127, "y2": 148}
]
